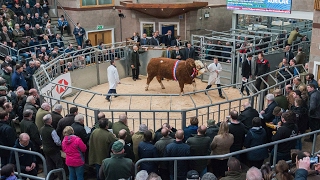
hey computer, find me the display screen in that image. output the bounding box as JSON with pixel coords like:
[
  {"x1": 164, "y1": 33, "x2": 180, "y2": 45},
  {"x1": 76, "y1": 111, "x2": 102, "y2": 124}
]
[{"x1": 227, "y1": 0, "x2": 292, "y2": 14}]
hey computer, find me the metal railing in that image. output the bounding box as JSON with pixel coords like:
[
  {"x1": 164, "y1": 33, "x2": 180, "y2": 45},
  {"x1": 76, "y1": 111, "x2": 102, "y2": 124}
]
[
  {"x1": 0, "y1": 145, "x2": 66, "y2": 180},
  {"x1": 135, "y1": 129, "x2": 320, "y2": 180}
]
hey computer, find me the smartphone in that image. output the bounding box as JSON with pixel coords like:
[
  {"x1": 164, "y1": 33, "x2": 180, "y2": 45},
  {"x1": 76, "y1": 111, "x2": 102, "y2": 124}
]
[{"x1": 310, "y1": 156, "x2": 319, "y2": 165}]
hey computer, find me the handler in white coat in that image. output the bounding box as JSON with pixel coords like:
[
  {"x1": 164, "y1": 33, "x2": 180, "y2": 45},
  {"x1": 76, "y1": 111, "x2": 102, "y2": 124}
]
[
  {"x1": 106, "y1": 60, "x2": 120, "y2": 101},
  {"x1": 205, "y1": 57, "x2": 225, "y2": 99}
]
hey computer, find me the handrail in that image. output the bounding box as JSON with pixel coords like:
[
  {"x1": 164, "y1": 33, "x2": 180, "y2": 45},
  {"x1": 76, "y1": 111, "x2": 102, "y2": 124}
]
[{"x1": 135, "y1": 129, "x2": 320, "y2": 179}]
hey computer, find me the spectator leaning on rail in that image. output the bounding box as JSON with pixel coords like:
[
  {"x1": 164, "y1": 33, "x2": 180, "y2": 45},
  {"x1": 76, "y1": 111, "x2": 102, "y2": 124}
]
[
  {"x1": 186, "y1": 125, "x2": 211, "y2": 177},
  {"x1": 10, "y1": 133, "x2": 37, "y2": 178},
  {"x1": 39, "y1": 114, "x2": 63, "y2": 180},
  {"x1": 153, "y1": 123, "x2": 177, "y2": 143},
  {"x1": 287, "y1": 27, "x2": 303, "y2": 46},
  {"x1": 62, "y1": 126, "x2": 87, "y2": 180},
  {"x1": 89, "y1": 118, "x2": 117, "y2": 180},
  {"x1": 99, "y1": 140, "x2": 134, "y2": 180},
  {"x1": 238, "y1": 101, "x2": 259, "y2": 130},
  {"x1": 271, "y1": 111, "x2": 298, "y2": 164}
]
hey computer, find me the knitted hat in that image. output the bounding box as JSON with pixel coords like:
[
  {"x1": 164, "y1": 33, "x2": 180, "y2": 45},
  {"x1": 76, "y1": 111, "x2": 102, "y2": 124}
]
[
  {"x1": 112, "y1": 140, "x2": 124, "y2": 153},
  {"x1": 139, "y1": 124, "x2": 148, "y2": 133},
  {"x1": 207, "y1": 119, "x2": 215, "y2": 126},
  {"x1": 187, "y1": 170, "x2": 199, "y2": 179}
]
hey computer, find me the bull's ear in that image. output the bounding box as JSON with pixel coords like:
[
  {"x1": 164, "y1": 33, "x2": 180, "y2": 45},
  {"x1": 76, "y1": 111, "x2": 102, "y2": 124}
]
[{"x1": 189, "y1": 60, "x2": 194, "y2": 67}]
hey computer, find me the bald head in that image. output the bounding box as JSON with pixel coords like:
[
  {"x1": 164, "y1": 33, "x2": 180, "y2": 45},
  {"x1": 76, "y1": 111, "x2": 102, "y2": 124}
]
[
  {"x1": 28, "y1": 88, "x2": 38, "y2": 96},
  {"x1": 118, "y1": 129, "x2": 127, "y2": 140},
  {"x1": 161, "y1": 127, "x2": 169, "y2": 137},
  {"x1": 98, "y1": 112, "x2": 105, "y2": 120},
  {"x1": 246, "y1": 167, "x2": 262, "y2": 180},
  {"x1": 19, "y1": 133, "x2": 30, "y2": 141},
  {"x1": 119, "y1": 114, "x2": 127, "y2": 123},
  {"x1": 175, "y1": 129, "x2": 184, "y2": 141},
  {"x1": 197, "y1": 125, "x2": 207, "y2": 135}
]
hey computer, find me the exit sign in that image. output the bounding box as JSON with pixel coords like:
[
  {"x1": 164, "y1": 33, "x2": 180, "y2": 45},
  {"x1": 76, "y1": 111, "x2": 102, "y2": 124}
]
[{"x1": 97, "y1": 25, "x2": 104, "y2": 30}]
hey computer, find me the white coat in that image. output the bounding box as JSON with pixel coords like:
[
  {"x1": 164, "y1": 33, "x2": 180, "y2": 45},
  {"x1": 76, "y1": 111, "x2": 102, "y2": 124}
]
[
  {"x1": 207, "y1": 62, "x2": 222, "y2": 85},
  {"x1": 107, "y1": 65, "x2": 120, "y2": 89}
]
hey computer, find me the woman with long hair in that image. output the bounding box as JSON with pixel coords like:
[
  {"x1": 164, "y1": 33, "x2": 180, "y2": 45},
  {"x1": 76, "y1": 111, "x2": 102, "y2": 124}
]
[{"x1": 210, "y1": 121, "x2": 234, "y2": 178}]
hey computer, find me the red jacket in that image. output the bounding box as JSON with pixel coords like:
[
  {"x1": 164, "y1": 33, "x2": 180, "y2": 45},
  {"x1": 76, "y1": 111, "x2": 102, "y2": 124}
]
[{"x1": 62, "y1": 135, "x2": 87, "y2": 167}]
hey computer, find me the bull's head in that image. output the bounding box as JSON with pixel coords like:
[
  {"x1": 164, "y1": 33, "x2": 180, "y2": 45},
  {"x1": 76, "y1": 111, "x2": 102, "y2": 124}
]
[{"x1": 195, "y1": 60, "x2": 205, "y2": 76}]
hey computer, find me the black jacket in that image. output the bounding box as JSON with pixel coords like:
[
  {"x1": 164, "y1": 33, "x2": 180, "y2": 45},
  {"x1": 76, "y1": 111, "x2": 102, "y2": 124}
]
[
  {"x1": 56, "y1": 114, "x2": 75, "y2": 138},
  {"x1": 130, "y1": 51, "x2": 140, "y2": 68},
  {"x1": 255, "y1": 59, "x2": 270, "y2": 76},
  {"x1": 149, "y1": 37, "x2": 160, "y2": 46},
  {"x1": 241, "y1": 59, "x2": 252, "y2": 78},
  {"x1": 71, "y1": 122, "x2": 90, "y2": 145},
  {"x1": 292, "y1": 106, "x2": 309, "y2": 134},
  {"x1": 183, "y1": 47, "x2": 195, "y2": 60},
  {"x1": 229, "y1": 122, "x2": 247, "y2": 152},
  {"x1": 50, "y1": 111, "x2": 63, "y2": 129},
  {"x1": 308, "y1": 89, "x2": 320, "y2": 119},
  {"x1": 294, "y1": 169, "x2": 308, "y2": 180},
  {"x1": 272, "y1": 122, "x2": 298, "y2": 153},
  {"x1": 107, "y1": 140, "x2": 135, "y2": 162},
  {"x1": 20, "y1": 118, "x2": 42, "y2": 148},
  {"x1": 244, "y1": 127, "x2": 269, "y2": 161},
  {"x1": 171, "y1": 50, "x2": 182, "y2": 60},
  {"x1": 284, "y1": 51, "x2": 294, "y2": 61},
  {"x1": 0, "y1": 121, "x2": 16, "y2": 157},
  {"x1": 238, "y1": 107, "x2": 259, "y2": 130},
  {"x1": 164, "y1": 35, "x2": 175, "y2": 46},
  {"x1": 153, "y1": 127, "x2": 177, "y2": 143},
  {"x1": 139, "y1": 38, "x2": 149, "y2": 46},
  {"x1": 10, "y1": 139, "x2": 37, "y2": 171}
]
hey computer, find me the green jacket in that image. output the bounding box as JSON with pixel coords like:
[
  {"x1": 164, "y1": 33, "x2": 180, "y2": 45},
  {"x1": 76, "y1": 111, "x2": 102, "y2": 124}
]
[
  {"x1": 186, "y1": 135, "x2": 211, "y2": 172},
  {"x1": 220, "y1": 171, "x2": 246, "y2": 180},
  {"x1": 99, "y1": 154, "x2": 134, "y2": 180},
  {"x1": 132, "y1": 131, "x2": 144, "y2": 162},
  {"x1": 89, "y1": 128, "x2": 117, "y2": 165},
  {"x1": 274, "y1": 95, "x2": 289, "y2": 110},
  {"x1": 112, "y1": 121, "x2": 132, "y2": 143},
  {"x1": 288, "y1": 30, "x2": 303, "y2": 45},
  {"x1": 35, "y1": 108, "x2": 49, "y2": 130}
]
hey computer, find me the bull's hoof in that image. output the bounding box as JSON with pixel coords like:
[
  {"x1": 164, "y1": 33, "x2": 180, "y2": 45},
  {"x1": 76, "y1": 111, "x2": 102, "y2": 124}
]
[
  {"x1": 162, "y1": 87, "x2": 165, "y2": 89},
  {"x1": 145, "y1": 88, "x2": 148, "y2": 91}
]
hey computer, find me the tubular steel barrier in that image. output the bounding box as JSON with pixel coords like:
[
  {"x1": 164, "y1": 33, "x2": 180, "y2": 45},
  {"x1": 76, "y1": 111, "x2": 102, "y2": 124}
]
[
  {"x1": 0, "y1": 145, "x2": 66, "y2": 180},
  {"x1": 135, "y1": 129, "x2": 320, "y2": 180}
]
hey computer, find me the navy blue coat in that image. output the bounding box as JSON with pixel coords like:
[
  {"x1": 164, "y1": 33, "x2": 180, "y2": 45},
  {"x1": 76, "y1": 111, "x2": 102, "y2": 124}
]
[
  {"x1": 11, "y1": 71, "x2": 28, "y2": 90},
  {"x1": 138, "y1": 141, "x2": 158, "y2": 174},
  {"x1": 183, "y1": 125, "x2": 198, "y2": 142},
  {"x1": 244, "y1": 127, "x2": 269, "y2": 161}
]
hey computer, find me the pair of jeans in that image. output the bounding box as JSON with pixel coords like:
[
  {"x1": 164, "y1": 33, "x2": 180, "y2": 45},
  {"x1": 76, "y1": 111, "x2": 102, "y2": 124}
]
[
  {"x1": 76, "y1": 37, "x2": 83, "y2": 46},
  {"x1": 68, "y1": 165, "x2": 84, "y2": 180},
  {"x1": 106, "y1": 89, "x2": 117, "y2": 100}
]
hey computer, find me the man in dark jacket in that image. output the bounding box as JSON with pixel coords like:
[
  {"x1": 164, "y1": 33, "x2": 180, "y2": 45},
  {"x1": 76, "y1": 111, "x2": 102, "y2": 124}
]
[
  {"x1": 241, "y1": 54, "x2": 252, "y2": 96},
  {"x1": 11, "y1": 64, "x2": 28, "y2": 90},
  {"x1": 186, "y1": 125, "x2": 211, "y2": 176},
  {"x1": 164, "y1": 129, "x2": 190, "y2": 180},
  {"x1": 271, "y1": 111, "x2": 298, "y2": 164},
  {"x1": 10, "y1": 133, "x2": 37, "y2": 177},
  {"x1": 238, "y1": 102, "x2": 259, "y2": 130},
  {"x1": 254, "y1": 53, "x2": 270, "y2": 91},
  {"x1": 273, "y1": 89, "x2": 289, "y2": 110},
  {"x1": 107, "y1": 129, "x2": 135, "y2": 162},
  {"x1": 0, "y1": 110, "x2": 16, "y2": 166},
  {"x1": 154, "y1": 128, "x2": 174, "y2": 180},
  {"x1": 138, "y1": 130, "x2": 158, "y2": 174},
  {"x1": 56, "y1": 107, "x2": 78, "y2": 138},
  {"x1": 71, "y1": 114, "x2": 90, "y2": 145},
  {"x1": 39, "y1": 114, "x2": 63, "y2": 180},
  {"x1": 50, "y1": 104, "x2": 63, "y2": 129},
  {"x1": 130, "y1": 45, "x2": 140, "y2": 81},
  {"x1": 305, "y1": 84, "x2": 320, "y2": 142},
  {"x1": 260, "y1": 93, "x2": 278, "y2": 142},
  {"x1": 20, "y1": 109, "x2": 42, "y2": 152}
]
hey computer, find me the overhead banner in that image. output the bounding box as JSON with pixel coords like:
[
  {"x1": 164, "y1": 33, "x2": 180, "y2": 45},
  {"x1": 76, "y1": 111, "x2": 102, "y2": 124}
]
[
  {"x1": 227, "y1": 0, "x2": 292, "y2": 14},
  {"x1": 40, "y1": 72, "x2": 72, "y2": 105}
]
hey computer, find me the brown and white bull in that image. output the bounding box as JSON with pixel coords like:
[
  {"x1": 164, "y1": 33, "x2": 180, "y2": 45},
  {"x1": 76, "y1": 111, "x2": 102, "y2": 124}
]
[{"x1": 145, "y1": 58, "x2": 205, "y2": 94}]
